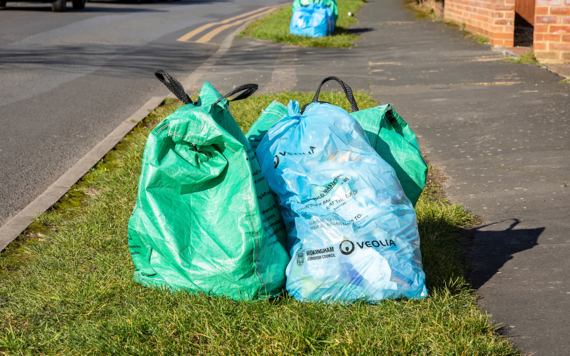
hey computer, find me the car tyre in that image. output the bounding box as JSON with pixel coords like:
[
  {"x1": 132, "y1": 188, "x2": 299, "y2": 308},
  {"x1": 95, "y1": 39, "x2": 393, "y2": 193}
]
[
  {"x1": 72, "y1": 0, "x2": 85, "y2": 9},
  {"x1": 52, "y1": 0, "x2": 66, "y2": 12}
]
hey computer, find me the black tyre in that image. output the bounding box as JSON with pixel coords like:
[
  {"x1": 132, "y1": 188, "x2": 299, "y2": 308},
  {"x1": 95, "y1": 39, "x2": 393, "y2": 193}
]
[
  {"x1": 52, "y1": 0, "x2": 66, "y2": 12},
  {"x1": 0, "y1": 1, "x2": 7, "y2": 7},
  {"x1": 72, "y1": 0, "x2": 85, "y2": 9}
]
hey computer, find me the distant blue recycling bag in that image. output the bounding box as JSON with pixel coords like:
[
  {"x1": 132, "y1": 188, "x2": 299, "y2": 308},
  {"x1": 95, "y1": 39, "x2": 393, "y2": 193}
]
[
  {"x1": 290, "y1": 4, "x2": 335, "y2": 38},
  {"x1": 256, "y1": 101, "x2": 428, "y2": 303}
]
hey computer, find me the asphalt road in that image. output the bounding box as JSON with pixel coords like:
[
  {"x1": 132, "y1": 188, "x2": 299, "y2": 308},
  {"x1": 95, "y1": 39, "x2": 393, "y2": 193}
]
[{"x1": 0, "y1": 0, "x2": 286, "y2": 227}]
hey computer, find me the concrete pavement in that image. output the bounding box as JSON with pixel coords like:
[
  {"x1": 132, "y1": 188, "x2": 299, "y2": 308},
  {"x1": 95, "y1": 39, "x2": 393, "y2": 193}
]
[{"x1": 193, "y1": 1, "x2": 570, "y2": 354}]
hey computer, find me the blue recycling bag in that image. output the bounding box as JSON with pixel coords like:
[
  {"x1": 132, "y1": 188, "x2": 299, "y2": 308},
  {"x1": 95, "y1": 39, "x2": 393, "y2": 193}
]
[
  {"x1": 256, "y1": 100, "x2": 428, "y2": 303},
  {"x1": 290, "y1": 4, "x2": 335, "y2": 38}
]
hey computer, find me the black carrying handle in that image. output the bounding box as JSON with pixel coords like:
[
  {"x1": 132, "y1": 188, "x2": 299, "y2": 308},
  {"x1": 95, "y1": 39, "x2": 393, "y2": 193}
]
[
  {"x1": 155, "y1": 70, "x2": 193, "y2": 105},
  {"x1": 212, "y1": 84, "x2": 258, "y2": 106},
  {"x1": 385, "y1": 104, "x2": 398, "y2": 125},
  {"x1": 302, "y1": 76, "x2": 359, "y2": 114}
]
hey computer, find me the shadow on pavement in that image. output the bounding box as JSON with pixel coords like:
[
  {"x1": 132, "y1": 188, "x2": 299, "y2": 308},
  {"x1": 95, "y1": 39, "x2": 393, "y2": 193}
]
[
  {"x1": 343, "y1": 27, "x2": 374, "y2": 35},
  {"x1": 87, "y1": 0, "x2": 229, "y2": 5},
  {"x1": 0, "y1": 5, "x2": 167, "y2": 12},
  {"x1": 466, "y1": 219, "x2": 544, "y2": 289},
  {"x1": 0, "y1": 5, "x2": 54, "y2": 12},
  {"x1": 0, "y1": 42, "x2": 218, "y2": 79}
]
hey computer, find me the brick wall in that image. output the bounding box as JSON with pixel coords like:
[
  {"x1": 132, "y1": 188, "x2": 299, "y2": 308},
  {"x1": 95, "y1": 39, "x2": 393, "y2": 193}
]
[
  {"x1": 534, "y1": 0, "x2": 570, "y2": 63},
  {"x1": 420, "y1": 0, "x2": 445, "y2": 18},
  {"x1": 443, "y1": 0, "x2": 515, "y2": 46}
]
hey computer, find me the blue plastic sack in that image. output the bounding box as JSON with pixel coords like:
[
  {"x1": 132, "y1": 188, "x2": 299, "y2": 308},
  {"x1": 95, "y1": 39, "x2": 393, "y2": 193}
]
[
  {"x1": 256, "y1": 101, "x2": 428, "y2": 303},
  {"x1": 290, "y1": 4, "x2": 335, "y2": 38}
]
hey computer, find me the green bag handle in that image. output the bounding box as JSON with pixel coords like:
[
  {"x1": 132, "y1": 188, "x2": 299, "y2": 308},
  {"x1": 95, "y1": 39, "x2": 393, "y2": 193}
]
[
  {"x1": 302, "y1": 76, "x2": 360, "y2": 114},
  {"x1": 155, "y1": 70, "x2": 193, "y2": 105},
  {"x1": 212, "y1": 83, "x2": 259, "y2": 106}
]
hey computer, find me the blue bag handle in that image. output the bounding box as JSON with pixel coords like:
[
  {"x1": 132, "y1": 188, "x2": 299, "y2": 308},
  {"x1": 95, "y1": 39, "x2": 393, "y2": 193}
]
[{"x1": 302, "y1": 76, "x2": 360, "y2": 114}]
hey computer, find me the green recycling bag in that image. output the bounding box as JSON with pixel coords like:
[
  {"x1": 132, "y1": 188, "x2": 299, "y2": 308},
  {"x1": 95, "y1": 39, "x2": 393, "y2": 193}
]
[
  {"x1": 293, "y1": 0, "x2": 338, "y2": 21},
  {"x1": 351, "y1": 104, "x2": 426, "y2": 206},
  {"x1": 245, "y1": 77, "x2": 427, "y2": 205},
  {"x1": 128, "y1": 71, "x2": 289, "y2": 300}
]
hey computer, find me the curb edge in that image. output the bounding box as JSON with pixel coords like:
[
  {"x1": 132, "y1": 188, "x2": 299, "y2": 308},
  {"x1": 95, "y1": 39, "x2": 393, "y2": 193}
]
[{"x1": 0, "y1": 9, "x2": 277, "y2": 252}]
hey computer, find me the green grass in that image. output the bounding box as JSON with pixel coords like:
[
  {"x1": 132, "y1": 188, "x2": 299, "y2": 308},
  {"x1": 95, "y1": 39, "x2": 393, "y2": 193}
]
[
  {"x1": 502, "y1": 51, "x2": 538, "y2": 64},
  {"x1": 559, "y1": 78, "x2": 570, "y2": 84},
  {"x1": 461, "y1": 32, "x2": 489, "y2": 44},
  {"x1": 238, "y1": 0, "x2": 367, "y2": 48},
  {"x1": 0, "y1": 92, "x2": 518, "y2": 355},
  {"x1": 471, "y1": 34, "x2": 489, "y2": 44}
]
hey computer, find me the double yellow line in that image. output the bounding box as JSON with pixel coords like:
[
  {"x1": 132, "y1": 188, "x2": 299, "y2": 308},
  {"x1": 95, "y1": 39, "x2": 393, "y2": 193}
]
[{"x1": 177, "y1": 5, "x2": 282, "y2": 45}]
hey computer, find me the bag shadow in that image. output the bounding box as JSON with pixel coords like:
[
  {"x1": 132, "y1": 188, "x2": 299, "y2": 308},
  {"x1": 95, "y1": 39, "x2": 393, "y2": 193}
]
[{"x1": 464, "y1": 219, "x2": 544, "y2": 289}]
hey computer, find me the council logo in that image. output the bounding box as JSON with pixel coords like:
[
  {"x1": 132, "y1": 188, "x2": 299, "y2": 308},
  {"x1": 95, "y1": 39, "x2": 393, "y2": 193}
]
[
  {"x1": 296, "y1": 250, "x2": 305, "y2": 266},
  {"x1": 339, "y1": 238, "x2": 355, "y2": 255}
]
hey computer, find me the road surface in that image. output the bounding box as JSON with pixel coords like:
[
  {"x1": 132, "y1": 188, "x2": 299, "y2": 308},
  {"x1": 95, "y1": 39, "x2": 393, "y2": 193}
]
[{"x1": 0, "y1": 0, "x2": 286, "y2": 227}]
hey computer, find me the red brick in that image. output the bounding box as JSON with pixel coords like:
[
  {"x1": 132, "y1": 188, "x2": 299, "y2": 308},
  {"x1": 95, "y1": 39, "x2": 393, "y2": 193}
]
[
  {"x1": 535, "y1": 6, "x2": 549, "y2": 15},
  {"x1": 534, "y1": 24, "x2": 550, "y2": 33},
  {"x1": 495, "y1": 19, "x2": 509, "y2": 25},
  {"x1": 493, "y1": 25, "x2": 514, "y2": 32},
  {"x1": 562, "y1": 34, "x2": 570, "y2": 41},
  {"x1": 566, "y1": 0, "x2": 570, "y2": 4},
  {"x1": 536, "y1": 16, "x2": 560, "y2": 23},
  {"x1": 491, "y1": 39, "x2": 503, "y2": 46},
  {"x1": 535, "y1": 51, "x2": 559, "y2": 59},
  {"x1": 533, "y1": 42, "x2": 548, "y2": 50},
  {"x1": 535, "y1": 33, "x2": 562, "y2": 41},
  {"x1": 550, "y1": 43, "x2": 570, "y2": 50},
  {"x1": 551, "y1": 25, "x2": 570, "y2": 33},
  {"x1": 493, "y1": 32, "x2": 514, "y2": 39},
  {"x1": 550, "y1": 7, "x2": 570, "y2": 15},
  {"x1": 564, "y1": 17, "x2": 570, "y2": 24},
  {"x1": 504, "y1": 12, "x2": 516, "y2": 19},
  {"x1": 495, "y1": 5, "x2": 514, "y2": 10},
  {"x1": 536, "y1": 0, "x2": 561, "y2": 4}
]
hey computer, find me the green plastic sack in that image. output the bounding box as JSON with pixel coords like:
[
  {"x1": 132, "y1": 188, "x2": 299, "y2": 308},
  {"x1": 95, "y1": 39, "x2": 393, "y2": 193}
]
[
  {"x1": 245, "y1": 77, "x2": 427, "y2": 206},
  {"x1": 128, "y1": 71, "x2": 289, "y2": 300},
  {"x1": 293, "y1": 0, "x2": 338, "y2": 21}
]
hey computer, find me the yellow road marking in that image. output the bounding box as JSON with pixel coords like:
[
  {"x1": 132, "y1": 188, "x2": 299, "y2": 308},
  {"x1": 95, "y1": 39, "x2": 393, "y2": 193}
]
[
  {"x1": 195, "y1": 6, "x2": 280, "y2": 44},
  {"x1": 177, "y1": 5, "x2": 276, "y2": 43}
]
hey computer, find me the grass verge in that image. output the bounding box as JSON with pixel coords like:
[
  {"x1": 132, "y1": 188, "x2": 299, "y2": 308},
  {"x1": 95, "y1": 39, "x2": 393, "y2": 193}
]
[
  {"x1": 501, "y1": 51, "x2": 538, "y2": 64},
  {"x1": 238, "y1": 0, "x2": 367, "y2": 48},
  {"x1": 0, "y1": 91, "x2": 517, "y2": 355}
]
